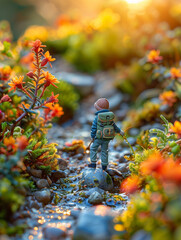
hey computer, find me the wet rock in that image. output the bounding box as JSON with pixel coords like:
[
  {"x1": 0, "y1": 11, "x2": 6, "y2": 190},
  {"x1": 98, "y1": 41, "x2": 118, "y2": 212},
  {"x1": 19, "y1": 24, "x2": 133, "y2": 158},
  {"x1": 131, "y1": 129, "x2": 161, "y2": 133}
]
[
  {"x1": 29, "y1": 200, "x2": 43, "y2": 210},
  {"x1": 160, "y1": 104, "x2": 170, "y2": 113},
  {"x1": 47, "y1": 176, "x2": 52, "y2": 186},
  {"x1": 0, "y1": 235, "x2": 10, "y2": 240},
  {"x1": 82, "y1": 168, "x2": 113, "y2": 191},
  {"x1": 129, "y1": 128, "x2": 140, "y2": 136},
  {"x1": 140, "y1": 124, "x2": 152, "y2": 131},
  {"x1": 106, "y1": 168, "x2": 122, "y2": 177},
  {"x1": 51, "y1": 170, "x2": 66, "y2": 183},
  {"x1": 55, "y1": 72, "x2": 95, "y2": 96},
  {"x1": 43, "y1": 227, "x2": 66, "y2": 240},
  {"x1": 108, "y1": 93, "x2": 123, "y2": 110},
  {"x1": 119, "y1": 156, "x2": 128, "y2": 163},
  {"x1": 36, "y1": 179, "x2": 50, "y2": 189},
  {"x1": 27, "y1": 167, "x2": 42, "y2": 178},
  {"x1": 131, "y1": 230, "x2": 151, "y2": 240},
  {"x1": 118, "y1": 163, "x2": 129, "y2": 173},
  {"x1": 122, "y1": 137, "x2": 136, "y2": 147},
  {"x1": 35, "y1": 190, "x2": 51, "y2": 205},
  {"x1": 58, "y1": 158, "x2": 68, "y2": 170},
  {"x1": 73, "y1": 206, "x2": 116, "y2": 240},
  {"x1": 116, "y1": 108, "x2": 128, "y2": 121},
  {"x1": 106, "y1": 199, "x2": 115, "y2": 207},
  {"x1": 88, "y1": 191, "x2": 103, "y2": 205},
  {"x1": 87, "y1": 187, "x2": 105, "y2": 197},
  {"x1": 73, "y1": 153, "x2": 84, "y2": 160}
]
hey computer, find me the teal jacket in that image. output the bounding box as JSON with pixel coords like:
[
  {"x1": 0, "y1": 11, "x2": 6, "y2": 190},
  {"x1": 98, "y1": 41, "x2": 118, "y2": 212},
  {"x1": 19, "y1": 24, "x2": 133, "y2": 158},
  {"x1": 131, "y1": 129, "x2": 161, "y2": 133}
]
[{"x1": 91, "y1": 109, "x2": 122, "y2": 139}]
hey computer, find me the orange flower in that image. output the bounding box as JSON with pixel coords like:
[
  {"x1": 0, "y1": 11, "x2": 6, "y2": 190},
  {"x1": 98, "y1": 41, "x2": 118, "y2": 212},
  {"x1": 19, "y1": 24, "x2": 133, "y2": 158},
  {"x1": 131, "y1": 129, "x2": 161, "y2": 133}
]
[
  {"x1": 3, "y1": 136, "x2": 17, "y2": 153},
  {"x1": 41, "y1": 51, "x2": 56, "y2": 67},
  {"x1": 140, "y1": 152, "x2": 164, "y2": 176},
  {"x1": 39, "y1": 72, "x2": 59, "y2": 98},
  {"x1": 8, "y1": 76, "x2": 32, "y2": 99},
  {"x1": 0, "y1": 95, "x2": 11, "y2": 103},
  {"x1": 8, "y1": 76, "x2": 25, "y2": 92},
  {"x1": 170, "y1": 67, "x2": 181, "y2": 79},
  {"x1": 42, "y1": 71, "x2": 58, "y2": 88},
  {"x1": 147, "y1": 50, "x2": 163, "y2": 64},
  {"x1": 159, "y1": 159, "x2": 181, "y2": 184},
  {"x1": 31, "y1": 39, "x2": 46, "y2": 53},
  {"x1": 45, "y1": 92, "x2": 59, "y2": 104},
  {"x1": 51, "y1": 104, "x2": 64, "y2": 118},
  {"x1": 0, "y1": 66, "x2": 12, "y2": 81},
  {"x1": 159, "y1": 91, "x2": 177, "y2": 107},
  {"x1": 20, "y1": 52, "x2": 34, "y2": 65},
  {"x1": 17, "y1": 135, "x2": 29, "y2": 151},
  {"x1": 170, "y1": 121, "x2": 181, "y2": 138},
  {"x1": 120, "y1": 175, "x2": 140, "y2": 194},
  {"x1": 44, "y1": 102, "x2": 64, "y2": 121}
]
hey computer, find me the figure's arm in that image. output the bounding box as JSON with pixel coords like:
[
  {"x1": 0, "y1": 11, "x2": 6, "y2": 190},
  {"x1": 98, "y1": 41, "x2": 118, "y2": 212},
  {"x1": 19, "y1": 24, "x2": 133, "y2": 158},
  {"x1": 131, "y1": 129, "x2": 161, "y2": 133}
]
[
  {"x1": 91, "y1": 116, "x2": 97, "y2": 139},
  {"x1": 113, "y1": 122, "x2": 124, "y2": 136}
]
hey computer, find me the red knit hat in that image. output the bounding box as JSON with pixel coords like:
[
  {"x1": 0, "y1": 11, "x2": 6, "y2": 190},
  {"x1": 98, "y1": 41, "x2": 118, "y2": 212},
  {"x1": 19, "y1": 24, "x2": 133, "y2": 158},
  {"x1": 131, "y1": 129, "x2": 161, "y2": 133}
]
[{"x1": 94, "y1": 98, "x2": 109, "y2": 111}]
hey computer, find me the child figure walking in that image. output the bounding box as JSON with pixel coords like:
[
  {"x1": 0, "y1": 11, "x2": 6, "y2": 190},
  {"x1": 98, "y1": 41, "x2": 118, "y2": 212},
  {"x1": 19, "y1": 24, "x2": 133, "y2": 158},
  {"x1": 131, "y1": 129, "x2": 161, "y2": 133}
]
[{"x1": 89, "y1": 98, "x2": 124, "y2": 171}]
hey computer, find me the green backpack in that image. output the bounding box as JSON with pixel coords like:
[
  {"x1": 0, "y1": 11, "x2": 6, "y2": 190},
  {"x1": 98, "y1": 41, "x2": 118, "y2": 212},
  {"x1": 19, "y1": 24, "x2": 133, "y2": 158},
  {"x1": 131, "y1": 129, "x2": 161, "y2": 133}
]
[{"x1": 96, "y1": 112, "x2": 115, "y2": 140}]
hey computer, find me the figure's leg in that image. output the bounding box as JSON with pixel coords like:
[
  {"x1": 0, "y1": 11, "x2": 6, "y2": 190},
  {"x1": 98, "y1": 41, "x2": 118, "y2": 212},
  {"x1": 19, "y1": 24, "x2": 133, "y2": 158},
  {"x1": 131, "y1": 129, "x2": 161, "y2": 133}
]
[
  {"x1": 101, "y1": 140, "x2": 110, "y2": 170},
  {"x1": 89, "y1": 139, "x2": 101, "y2": 168}
]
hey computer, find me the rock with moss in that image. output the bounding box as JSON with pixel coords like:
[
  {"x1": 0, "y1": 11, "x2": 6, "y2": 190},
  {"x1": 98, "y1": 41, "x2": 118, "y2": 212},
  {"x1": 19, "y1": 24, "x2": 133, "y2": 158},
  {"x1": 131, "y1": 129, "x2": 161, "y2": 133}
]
[{"x1": 82, "y1": 168, "x2": 113, "y2": 191}]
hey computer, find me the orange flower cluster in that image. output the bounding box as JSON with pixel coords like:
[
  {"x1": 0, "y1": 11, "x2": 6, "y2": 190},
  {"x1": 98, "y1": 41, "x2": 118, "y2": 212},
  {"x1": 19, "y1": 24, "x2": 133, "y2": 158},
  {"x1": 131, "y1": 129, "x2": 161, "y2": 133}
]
[
  {"x1": 147, "y1": 50, "x2": 163, "y2": 64},
  {"x1": 0, "y1": 66, "x2": 12, "y2": 81},
  {"x1": 141, "y1": 152, "x2": 181, "y2": 185},
  {"x1": 170, "y1": 121, "x2": 181, "y2": 138},
  {"x1": 8, "y1": 76, "x2": 32, "y2": 99},
  {"x1": 44, "y1": 103, "x2": 64, "y2": 122},
  {"x1": 1, "y1": 136, "x2": 17, "y2": 155},
  {"x1": 8, "y1": 76, "x2": 25, "y2": 92},
  {"x1": 159, "y1": 90, "x2": 177, "y2": 107},
  {"x1": 170, "y1": 67, "x2": 181, "y2": 80},
  {"x1": 120, "y1": 175, "x2": 140, "y2": 194},
  {"x1": 41, "y1": 51, "x2": 56, "y2": 68}
]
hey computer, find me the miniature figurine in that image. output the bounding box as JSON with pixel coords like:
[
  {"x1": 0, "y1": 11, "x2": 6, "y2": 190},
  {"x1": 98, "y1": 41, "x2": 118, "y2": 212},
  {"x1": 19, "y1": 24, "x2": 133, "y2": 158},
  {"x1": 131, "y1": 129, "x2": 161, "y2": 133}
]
[{"x1": 89, "y1": 98, "x2": 124, "y2": 171}]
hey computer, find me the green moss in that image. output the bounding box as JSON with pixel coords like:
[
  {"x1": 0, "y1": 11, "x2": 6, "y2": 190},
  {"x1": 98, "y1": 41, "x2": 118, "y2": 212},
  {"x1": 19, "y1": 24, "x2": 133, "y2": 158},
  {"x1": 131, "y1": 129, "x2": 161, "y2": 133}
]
[
  {"x1": 42, "y1": 80, "x2": 80, "y2": 115},
  {"x1": 106, "y1": 174, "x2": 112, "y2": 185}
]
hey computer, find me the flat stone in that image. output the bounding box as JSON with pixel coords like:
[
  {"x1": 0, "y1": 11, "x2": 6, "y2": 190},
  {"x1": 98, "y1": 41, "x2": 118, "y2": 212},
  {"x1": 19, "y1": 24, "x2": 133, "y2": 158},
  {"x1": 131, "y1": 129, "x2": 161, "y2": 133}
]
[
  {"x1": 36, "y1": 179, "x2": 50, "y2": 189},
  {"x1": 27, "y1": 167, "x2": 42, "y2": 178},
  {"x1": 108, "y1": 93, "x2": 123, "y2": 110},
  {"x1": 82, "y1": 168, "x2": 113, "y2": 191},
  {"x1": 51, "y1": 170, "x2": 66, "y2": 183},
  {"x1": 106, "y1": 168, "x2": 122, "y2": 177},
  {"x1": 73, "y1": 206, "x2": 116, "y2": 240},
  {"x1": 54, "y1": 72, "x2": 95, "y2": 96},
  {"x1": 43, "y1": 227, "x2": 66, "y2": 240},
  {"x1": 58, "y1": 158, "x2": 68, "y2": 170},
  {"x1": 118, "y1": 163, "x2": 129, "y2": 173},
  {"x1": 35, "y1": 190, "x2": 51, "y2": 205},
  {"x1": 88, "y1": 191, "x2": 103, "y2": 205}
]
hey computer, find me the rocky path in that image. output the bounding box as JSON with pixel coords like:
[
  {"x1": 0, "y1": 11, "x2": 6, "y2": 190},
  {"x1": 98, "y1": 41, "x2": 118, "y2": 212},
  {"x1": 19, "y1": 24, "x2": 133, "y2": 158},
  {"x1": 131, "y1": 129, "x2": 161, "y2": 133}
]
[{"x1": 12, "y1": 68, "x2": 133, "y2": 240}]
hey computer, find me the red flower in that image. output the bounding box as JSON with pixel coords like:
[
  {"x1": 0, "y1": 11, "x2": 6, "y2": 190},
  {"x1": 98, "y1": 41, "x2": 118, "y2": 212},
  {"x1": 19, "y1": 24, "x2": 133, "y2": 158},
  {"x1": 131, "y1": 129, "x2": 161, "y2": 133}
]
[{"x1": 0, "y1": 95, "x2": 11, "y2": 103}]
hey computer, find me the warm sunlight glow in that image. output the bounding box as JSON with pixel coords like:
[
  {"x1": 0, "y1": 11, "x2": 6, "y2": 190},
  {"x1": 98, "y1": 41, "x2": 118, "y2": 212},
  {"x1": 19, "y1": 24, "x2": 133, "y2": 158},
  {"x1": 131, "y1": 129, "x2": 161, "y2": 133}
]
[{"x1": 124, "y1": 0, "x2": 146, "y2": 4}]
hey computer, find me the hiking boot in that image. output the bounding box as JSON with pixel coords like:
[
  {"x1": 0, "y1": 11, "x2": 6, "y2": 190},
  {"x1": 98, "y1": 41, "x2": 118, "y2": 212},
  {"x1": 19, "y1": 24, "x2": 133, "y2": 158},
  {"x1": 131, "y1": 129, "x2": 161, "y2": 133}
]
[
  {"x1": 102, "y1": 165, "x2": 107, "y2": 171},
  {"x1": 88, "y1": 163, "x2": 96, "y2": 169}
]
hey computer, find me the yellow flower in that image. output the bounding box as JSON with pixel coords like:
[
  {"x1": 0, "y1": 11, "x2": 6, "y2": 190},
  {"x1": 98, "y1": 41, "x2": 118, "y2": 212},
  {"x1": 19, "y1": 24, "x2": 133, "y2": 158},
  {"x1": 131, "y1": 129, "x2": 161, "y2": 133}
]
[
  {"x1": 159, "y1": 90, "x2": 177, "y2": 107},
  {"x1": 147, "y1": 50, "x2": 163, "y2": 64}
]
